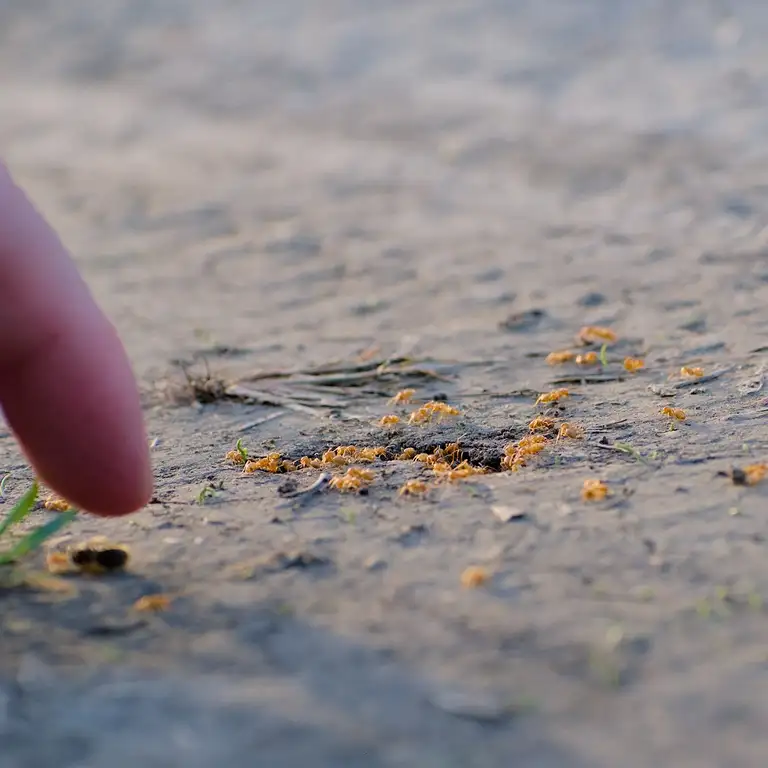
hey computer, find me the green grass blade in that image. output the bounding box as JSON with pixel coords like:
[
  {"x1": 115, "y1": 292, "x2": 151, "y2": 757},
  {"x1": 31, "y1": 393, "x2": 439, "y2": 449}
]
[
  {"x1": 613, "y1": 442, "x2": 650, "y2": 466},
  {"x1": 0, "y1": 509, "x2": 77, "y2": 565},
  {"x1": 599, "y1": 344, "x2": 609, "y2": 367},
  {"x1": 0, "y1": 481, "x2": 39, "y2": 540}
]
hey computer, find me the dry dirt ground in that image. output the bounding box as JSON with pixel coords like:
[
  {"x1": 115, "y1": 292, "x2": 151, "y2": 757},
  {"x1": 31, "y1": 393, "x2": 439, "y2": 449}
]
[{"x1": 4, "y1": 2, "x2": 768, "y2": 766}]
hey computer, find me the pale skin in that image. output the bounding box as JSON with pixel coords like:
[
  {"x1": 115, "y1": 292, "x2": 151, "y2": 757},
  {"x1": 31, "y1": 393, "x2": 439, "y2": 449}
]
[{"x1": 0, "y1": 163, "x2": 152, "y2": 516}]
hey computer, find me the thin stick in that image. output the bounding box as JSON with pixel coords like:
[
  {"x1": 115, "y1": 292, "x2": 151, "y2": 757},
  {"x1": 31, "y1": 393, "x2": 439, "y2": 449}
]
[
  {"x1": 243, "y1": 357, "x2": 415, "y2": 381},
  {"x1": 237, "y1": 411, "x2": 287, "y2": 433},
  {"x1": 279, "y1": 472, "x2": 331, "y2": 500},
  {"x1": 671, "y1": 366, "x2": 735, "y2": 389},
  {"x1": 591, "y1": 441, "x2": 650, "y2": 465},
  {"x1": 551, "y1": 374, "x2": 626, "y2": 385},
  {"x1": 282, "y1": 368, "x2": 447, "y2": 387},
  {"x1": 225, "y1": 385, "x2": 327, "y2": 415}
]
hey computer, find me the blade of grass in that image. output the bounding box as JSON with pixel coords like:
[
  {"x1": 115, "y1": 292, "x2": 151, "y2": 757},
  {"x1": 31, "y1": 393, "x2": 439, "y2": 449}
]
[
  {"x1": 0, "y1": 481, "x2": 39, "y2": 540},
  {"x1": 599, "y1": 344, "x2": 609, "y2": 367},
  {"x1": 0, "y1": 509, "x2": 77, "y2": 565},
  {"x1": 0, "y1": 474, "x2": 11, "y2": 498},
  {"x1": 613, "y1": 442, "x2": 650, "y2": 466}
]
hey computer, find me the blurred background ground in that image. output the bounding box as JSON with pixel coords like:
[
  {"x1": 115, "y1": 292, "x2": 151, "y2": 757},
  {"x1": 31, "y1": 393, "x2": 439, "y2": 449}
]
[{"x1": 3, "y1": 2, "x2": 768, "y2": 766}]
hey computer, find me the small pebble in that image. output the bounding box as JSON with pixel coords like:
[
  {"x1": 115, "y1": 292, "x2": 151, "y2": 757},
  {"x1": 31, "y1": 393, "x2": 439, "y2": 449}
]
[
  {"x1": 491, "y1": 505, "x2": 526, "y2": 523},
  {"x1": 499, "y1": 308, "x2": 546, "y2": 331},
  {"x1": 577, "y1": 291, "x2": 607, "y2": 307},
  {"x1": 429, "y1": 688, "x2": 511, "y2": 722}
]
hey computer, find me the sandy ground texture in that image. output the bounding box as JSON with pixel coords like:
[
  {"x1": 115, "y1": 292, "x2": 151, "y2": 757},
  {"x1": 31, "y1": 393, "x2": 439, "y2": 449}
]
[{"x1": 4, "y1": 1, "x2": 768, "y2": 766}]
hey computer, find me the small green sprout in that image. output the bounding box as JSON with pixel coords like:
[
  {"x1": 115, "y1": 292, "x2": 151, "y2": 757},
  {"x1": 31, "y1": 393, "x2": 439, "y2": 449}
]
[
  {"x1": 613, "y1": 442, "x2": 650, "y2": 465},
  {"x1": 225, "y1": 440, "x2": 248, "y2": 465},
  {"x1": 0, "y1": 481, "x2": 77, "y2": 566},
  {"x1": 598, "y1": 343, "x2": 609, "y2": 367},
  {"x1": 196, "y1": 480, "x2": 224, "y2": 504}
]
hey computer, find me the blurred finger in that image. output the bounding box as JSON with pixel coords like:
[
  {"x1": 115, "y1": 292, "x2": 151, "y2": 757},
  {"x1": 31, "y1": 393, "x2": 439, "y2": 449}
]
[{"x1": 0, "y1": 164, "x2": 152, "y2": 515}]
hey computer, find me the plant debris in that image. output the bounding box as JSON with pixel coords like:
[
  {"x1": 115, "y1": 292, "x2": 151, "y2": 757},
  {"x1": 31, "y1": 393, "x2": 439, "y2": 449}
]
[
  {"x1": 196, "y1": 480, "x2": 224, "y2": 504},
  {"x1": 167, "y1": 359, "x2": 229, "y2": 405},
  {"x1": 428, "y1": 688, "x2": 514, "y2": 722},
  {"x1": 623, "y1": 357, "x2": 644, "y2": 372},
  {"x1": 278, "y1": 472, "x2": 331, "y2": 501},
  {"x1": 220, "y1": 357, "x2": 453, "y2": 417},
  {"x1": 237, "y1": 410, "x2": 286, "y2": 433},
  {"x1": 670, "y1": 366, "x2": 734, "y2": 389},
  {"x1": 551, "y1": 373, "x2": 626, "y2": 385},
  {"x1": 0, "y1": 483, "x2": 77, "y2": 565}
]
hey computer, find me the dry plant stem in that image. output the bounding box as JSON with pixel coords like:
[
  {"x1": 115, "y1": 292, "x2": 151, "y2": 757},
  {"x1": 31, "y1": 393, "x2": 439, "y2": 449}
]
[
  {"x1": 237, "y1": 410, "x2": 287, "y2": 432},
  {"x1": 551, "y1": 373, "x2": 627, "y2": 385},
  {"x1": 590, "y1": 441, "x2": 657, "y2": 467},
  {"x1": 243, "y1": 356, "x2": 419, "y2": 380},
  {"x1": 670, "y1": 366, "x2": 734, "y2": 389},
  {"x1": 225, "y1": 384, "x2": 329, "y2": 415},
  {"x1": 280, "y1": 473, "x2": 332, "y2": 500},
  {"x1": 239, "y1": 357, "x2": 449, "y2": 387},
  {"x1": 280, "y1": 367, "x2": 449, "y2": 387}
]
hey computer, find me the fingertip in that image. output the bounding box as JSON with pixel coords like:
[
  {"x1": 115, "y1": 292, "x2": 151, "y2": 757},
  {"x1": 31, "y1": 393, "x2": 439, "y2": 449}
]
[
  {"x1": 0, "y1": 161, "x2": 154, "y2": 517},
  {"x1": 0, "y1": 319, "x2": 154, "y2": 518},
  {"x1": 60, "y1": 453, "x2": 154, "y2": 517}
]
